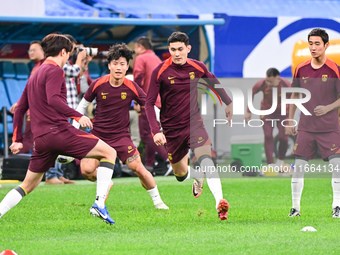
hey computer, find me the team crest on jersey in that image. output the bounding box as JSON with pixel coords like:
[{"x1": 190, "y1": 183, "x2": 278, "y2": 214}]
[
  {"x1": 101, "y1": 92, "x2": 109, "y2": 99},
  {"x1": 322, "y1": 75, "x2": 328, "y2": 82},
  {"x1": 189, "y1": 72, "x2": 195, "y2": 80},
  {"x1": 121, "y1": 92, "x2": 127, "y2": 100}
]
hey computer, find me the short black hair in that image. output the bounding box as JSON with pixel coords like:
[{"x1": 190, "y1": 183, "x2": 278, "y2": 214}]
[
  {"x1": 41, "y1": 34, "x2": 73, "y2": 58},
  {"x1": 107, "y1": 43, "x2": 133, "y2": 63},
  {"x1": 168, "y1": 31, "x2": 189, "y2": 46},
  {"x1": 63, "y1": 34, "x2": 77, "y2": 44},
  {"x1": 30, "y1": 40, "x2": 41, "y2": 46},
  {"x1": 266, "y1": 68, "x2": 280, "y2": 77},
  {"x1": 308, "y1": 28, "x2": 329, "y2": 45},
  {"x1": 136, "y1": 37, "x2": 152, "y2": 50}
]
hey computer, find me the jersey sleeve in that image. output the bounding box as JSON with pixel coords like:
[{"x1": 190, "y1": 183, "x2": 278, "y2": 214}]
[
  {"x1": 200, "y1": 63, "x2": 232, "y2": 105},
  {"x1": 145, "y1": 66, "x2": 162, "y2": 135},
  {"x1": 45, "y1": 68, "x2": 83, "y2": 121},
  {"x1": 83, "y1": 79, "x2": 98, "y2": 103},
  {"x1": 335, "y1": 66, "x2": 340, "y2": 94},
  {"x1": 12, "y1": 86, "x2": 29, "y2": 143},
  {"x1": 133, "y1": 82, "x2": 147, "y2": 106}
]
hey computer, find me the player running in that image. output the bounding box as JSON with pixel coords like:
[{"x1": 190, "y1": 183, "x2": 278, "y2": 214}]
[
  {"x1": 0, "y1": 34, "x2": 117, "y2": 224},
  {"x1": 74, "y1": 43, "x2": 168, "y2": 210},
  {"x1": 145, "y1": 31, "x2": 233, "y2": 220}
]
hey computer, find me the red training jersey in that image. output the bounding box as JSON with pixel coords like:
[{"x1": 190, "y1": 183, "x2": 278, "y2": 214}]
[
  {"x1": 12, "y1": 59, "x2": 83, "y2": 143},
  {"x1": 84, "y1": 75, "x2": 146, "y2": 138},
  {"x1": 292, "y1": 58, "x2": 340, "y2": 132},
  {"x1": 145, "y1": 57, "x2": 232, "y2": 135}
]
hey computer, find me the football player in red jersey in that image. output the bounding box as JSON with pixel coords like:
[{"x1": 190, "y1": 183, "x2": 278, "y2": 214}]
[
  {"x1": 75, "y1": 43, "x2": 168, "y2": 210},
  {"x1": 286, "y1": 28, "x2": 340, "y2": 218},
  {"x1": 0, "y1": 34, "x2": 116, "y2": 224},
  {"x1": 146, "y1": 32, "x2": 233, "y2": 220}
]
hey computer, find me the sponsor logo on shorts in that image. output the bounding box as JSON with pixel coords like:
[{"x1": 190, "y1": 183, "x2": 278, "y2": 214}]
[
  {"x1": 128, "y1": 145, "x2": 134, "y2": 153},
  {"x1": 331, "y1": 147, "x2": 338, "y2": 151},
  {"x1": 168, "y1": 153, "x2": 173, "y2": 161},
  {"x1": 168, "y1": 76, "x2": 176, "y2": 80},
  {"x1": 197, "y1": 137, "x2": 205, "y2": 144},
  {"x1": 121, "y1": 92, "x2": 127, "y2": 100},
  {"x1": 322, "y1": 75, "x2": 328, "y2": 82}
]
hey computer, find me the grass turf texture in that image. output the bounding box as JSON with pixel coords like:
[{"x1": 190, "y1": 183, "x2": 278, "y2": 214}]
[{"x1": 1, "y1": 167, "x2": 340, "y2": 254}]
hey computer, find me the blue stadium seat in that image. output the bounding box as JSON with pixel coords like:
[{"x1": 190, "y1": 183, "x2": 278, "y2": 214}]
[
  {"x1": 88, "y1": 62, "x2": 101, "y2": 79},
  {"x1": 0, "y1": 80, "x2": 13, "y2": 134},
  {"x1": 14, "y1": 63, "x2": 30, "y2": 79},
  {"x1": 3, "y1": 79, "x2": 26, "y2": 106},
  {"x1": 0, "y1": 61, "x2": 16, "y2": 78}
]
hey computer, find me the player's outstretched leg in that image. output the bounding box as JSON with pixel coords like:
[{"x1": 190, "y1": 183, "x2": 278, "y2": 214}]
[
  {"x1": 126, "y1": 155, "x2": 169, "y2": 209},
  {"x1": 84, "y1": 140, "x2": 116, "y2": 224},
  {"x1": 0, "y1": 170, "x2": 44, "y2": 219},
  {"x1": 195, "y1": 147, "x2": 229, "y2": 220}
]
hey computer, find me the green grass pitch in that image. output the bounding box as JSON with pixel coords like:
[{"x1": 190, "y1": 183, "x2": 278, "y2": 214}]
[{"x1": 1, "y1": 168, "x2": 340, "y2": 254}]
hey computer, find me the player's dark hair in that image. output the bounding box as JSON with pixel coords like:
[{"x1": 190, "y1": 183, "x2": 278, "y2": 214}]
[
  {"x1": 107, "y1": 43, "x2": 133, "y2": 63},
  {"x1": 308, "y1": 28, "x2": 329, "y2": 45},
  {"x1": 63, "y1": 34, "x2": 77, "y2": 44},
  {"x1": 41, "y1": 34, "x2": 73, "y2": 58},
  {"x1": 266, "y1": 68, "x2": 280, "y2": 77},
  {"x1": 30, "y1": 40, "x2": 41, "y2": 46},
  {"x1": 136, "y1": 37, "x2": 153, "y2": 50},
  {"x1": 168, "y1": 31, "x2": 189, "y2": 46}
]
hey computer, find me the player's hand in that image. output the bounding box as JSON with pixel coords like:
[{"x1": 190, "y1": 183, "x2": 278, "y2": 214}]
[
  {"x1": 244, "y1": 112, "x2": 251, "y2": 123},
  {"x1": 133, "y1": 103, "x2": 141, "y2": 113},
  {"x1": 225, "y1": 103, "x2": 233, "y2": 126},
  {"x1": 10, "y1": 102, "x2": 18, "y2": 114},
  {"x1": 9, "y1": 142, "x2": 23, "y2": 154},
  {"x1": 285, "y1": 125, "x2": 298, "y2": 136},
  {"x1": 314, "y1": 105, "x2": 330, "y2": 116},
  {"x1": 78, "y1": 116, "x2": 93, "y2": 129},
  {"x1": 153, "y1": 132, "x2": 166, "y2": 146}
]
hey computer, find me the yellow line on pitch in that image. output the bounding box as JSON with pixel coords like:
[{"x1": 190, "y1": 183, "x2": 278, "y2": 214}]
[{"x1": 0, "y1": 180, "x2": 20, "y2": 184}]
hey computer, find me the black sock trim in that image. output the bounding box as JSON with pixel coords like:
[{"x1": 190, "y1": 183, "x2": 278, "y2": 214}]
[
  {"x1": 198, "y1": 154, "x2": 212, "y2": 165},
  {"x1": 175, "y1": 172, "x2": 188, "y2": 182},
  {"x1": 15, "y1": 186, "x2": 26, "y2": 197},
  {"x1": 99, "y1": 161, "x2": 115, "y2": 170}
]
